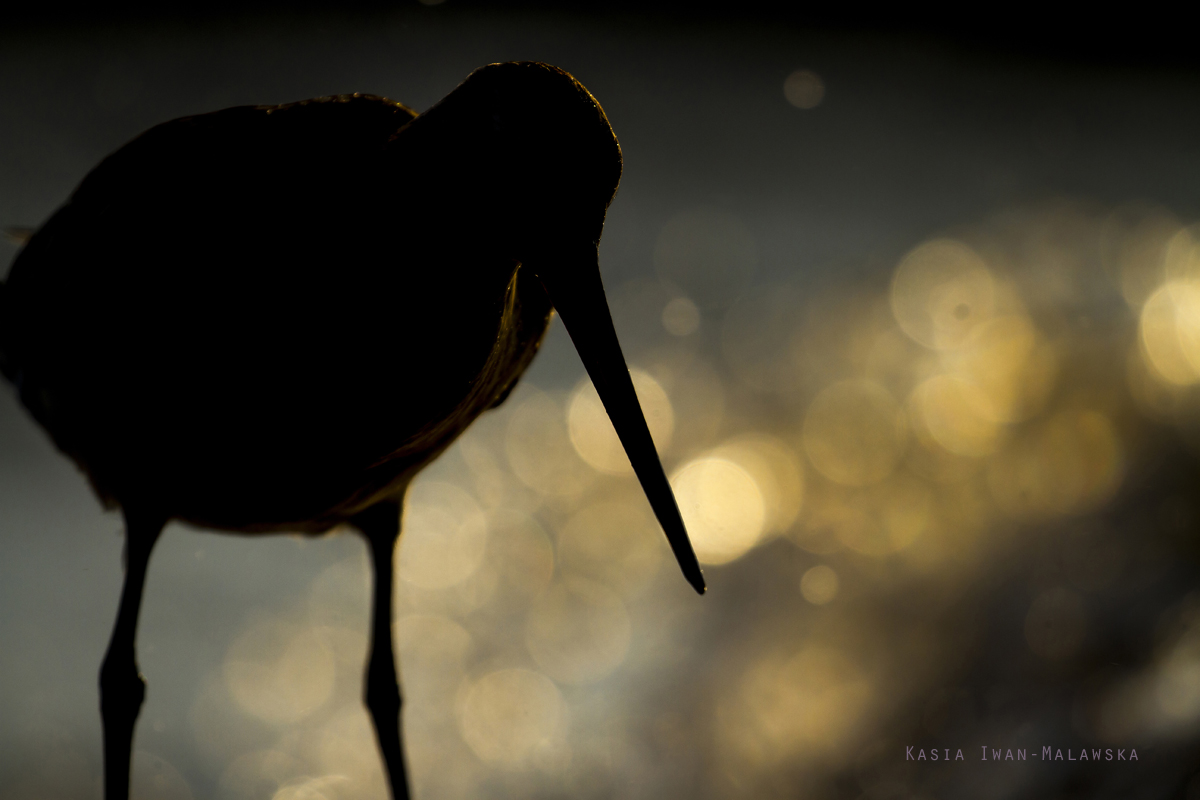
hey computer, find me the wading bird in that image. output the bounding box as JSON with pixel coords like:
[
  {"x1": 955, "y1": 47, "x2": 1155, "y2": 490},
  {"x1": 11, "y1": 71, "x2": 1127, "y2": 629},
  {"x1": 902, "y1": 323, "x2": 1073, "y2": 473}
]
[{"x1": 0, "y1": 61, "x2": 705, "y2": 800}]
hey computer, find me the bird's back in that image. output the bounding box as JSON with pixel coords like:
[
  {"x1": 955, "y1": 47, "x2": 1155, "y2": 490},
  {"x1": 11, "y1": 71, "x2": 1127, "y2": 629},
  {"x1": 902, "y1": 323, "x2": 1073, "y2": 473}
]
[{"x1": 1, "y1": 93, "x2": 553, "y2": 531}]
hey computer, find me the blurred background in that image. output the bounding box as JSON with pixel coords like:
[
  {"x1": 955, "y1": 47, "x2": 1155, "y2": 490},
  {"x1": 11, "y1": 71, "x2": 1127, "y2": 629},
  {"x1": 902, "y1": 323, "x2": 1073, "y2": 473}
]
[{"x1": 5, "y1": 3, "x2": 1200, "y2": 799}]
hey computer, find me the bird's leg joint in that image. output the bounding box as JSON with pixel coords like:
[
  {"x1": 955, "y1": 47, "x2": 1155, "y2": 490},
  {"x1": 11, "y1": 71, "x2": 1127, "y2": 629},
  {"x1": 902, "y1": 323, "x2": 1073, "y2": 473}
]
[
  {"x1": 365, "y1": 654, "x2": 402, "y2": 717},
  {"x1": 99, "y1": 651, "x2": 147, "y2": 724}
]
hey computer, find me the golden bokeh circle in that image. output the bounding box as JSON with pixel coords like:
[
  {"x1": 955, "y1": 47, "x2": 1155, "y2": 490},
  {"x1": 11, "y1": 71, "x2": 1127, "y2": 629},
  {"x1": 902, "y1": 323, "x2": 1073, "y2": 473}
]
[
  {"x1": 1165, "y1": 224, "x2": 1200, "y2": 284},
  {"x1": 662, "y1": 296, "x2": 701, "y2": 336},
  {"x1": 784, "y1": 69, "x2": 825, "y2": 109},
  {"x1": 891, "y1": 238, "x2": 995, "y2": 350},
  {"x1": 803, "y1": 380, "x2": 907, "y2": 487},
  {"x1": 483, "y1": 510, "x2": 556, "y2": 603},
  {"x1": 395, "y1": 613, "x2": 472, "y2": 700},
  {"x1": 525, "y1": 577, "x2": 632, "y2": 685},
  {"x1": 726, "y1": 646, "x2": 873, "y2": 764},
  {"x1": 953, "y1": 314, "x2": 1055, "y2": 423},
  {"x1": 1106, "y1": 206, "x2": 1180, "y2": 309},
  {"x1": 800, "y1": 565, "x2": 839, "y2": 605},
  {"x1": 1140, "y1": 281, "x2": 1200, "y2": 386},
  {"x1": 909, "y1": 374, "x2": 1003, "y2": 458},
  {"x1": 710, "y1": 433, "x2": 805, "y2": 536},
  {"x1": 397, "y1": 481, "x2": 488, "y2": 590},
  {"x1": 988, "y1": 411, "x2": 1122, "y2": 520},
  {"x1": 880, "y1": 475, "x2": 934, "y2": 550},
  {"x1": 457, "y1": 668, "x2": 564, "y2": 768},
  {"x1": 670, "y1": 456, "x2": 766, "y2": 565},
  {"x1": 505, "y1": 389, "x2": 594, "y2": 496},
  {"x1": 223, "y1": 620, "x2": 336, "y2": 726},
  {"x1": 315, "y1": 705, "x2": 388, "y2": 794},
  {"x1": 558, "y1": 499, "x2": 663, "y2": 596},
  {"x1": 567, "y1": 368, "x2": 674, "y2": 475}
]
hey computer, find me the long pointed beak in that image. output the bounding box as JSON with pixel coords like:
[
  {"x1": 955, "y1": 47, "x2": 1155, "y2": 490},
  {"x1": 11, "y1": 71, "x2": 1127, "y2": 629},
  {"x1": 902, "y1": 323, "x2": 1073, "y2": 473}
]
[{"x1": 533, "y1": 243, "x2": 706, "y2": 595}]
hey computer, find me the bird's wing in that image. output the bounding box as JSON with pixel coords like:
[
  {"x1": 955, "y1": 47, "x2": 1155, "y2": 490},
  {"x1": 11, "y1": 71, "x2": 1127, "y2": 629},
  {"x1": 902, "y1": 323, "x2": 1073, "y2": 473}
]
[
  {"x1": 1, "y1": 94, "x2": 435, "y2": 519},
  {"x1": 5, "y1": 91, "x2": 420, "y2": 391}
]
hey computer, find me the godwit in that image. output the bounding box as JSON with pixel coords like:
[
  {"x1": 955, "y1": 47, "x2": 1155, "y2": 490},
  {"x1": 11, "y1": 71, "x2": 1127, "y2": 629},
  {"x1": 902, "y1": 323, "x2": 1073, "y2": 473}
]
[{"x1": 0, "y1": 61, "x2": 704, "y2": 800}]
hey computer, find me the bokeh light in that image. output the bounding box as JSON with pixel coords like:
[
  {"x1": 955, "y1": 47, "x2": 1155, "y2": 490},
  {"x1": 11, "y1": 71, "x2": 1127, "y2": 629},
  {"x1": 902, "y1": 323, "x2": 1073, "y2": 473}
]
[
  {"x1": 313, "y1": 705, "x2": 388, "y2": 797},
  {"x1": 662, "y1": 296, "x2": 701, "y2": 336},
  {"x1": 457, "y1": 669, "x2": 564, "y2": 767},
  {"x1": 395, "y1": 613, "x2": 472, "y2": 699},
  {"x1": 891, "y1": 238, "x2": 996, "y2": 350},
  {"x1": 567, "y1": 368, "x2": 673, "y2": 475},
  {"x1": 670, "y1": 456, "x2": 766, "y2": 565},
  {"x1": 223, "y1": 619, "x2": 336, "y2": 726},
  {"x1": 783, "y1": 69, "x2": 825, "y2": 109},
  {"x1": 557, "y1": 498, "x2": 663, "y2": 596},
  {"x1": 481, "y1": 509, "x2": 555, "y2": 602},
  {"x1": 722, "y1": 646, "x2": 873, "y2": 768},
  {"x1": 803, "y1": 380, "x2": 907, "y2": 486},
  {"x1": 951, "y1": 314, "x2": 1057, "y2": 423},
  {"x1": 708, "y1": 433, "x2": 804, "y2": 536},
  {"x1": 1155, "y1": 608, "x2": 1200, "y2": 726},
  {"x1": 506, "y1": 388, "x2": 594, "y2": 497},
  {"x1": 1108, "y1": 205, "x2": 1181, "y2": 308},
  {"x1": 799, "y1": 565, "x2": 839, "y2": 605},
  {"x1": 987, "y1": 410, "x2": 1122, "y2": 520},
  {"x1": 397, "y1": 481, "x2": 488, "y2": 590},
  {"x1": 1140, "y1": 281, "x2": 1200, "y2": 385},
  {"x1": 525, "y1": 577, "x2": 632, "y2": 684},
  {"x1": 909, "y1": 374, "x2": 1004, "y2": 457}
]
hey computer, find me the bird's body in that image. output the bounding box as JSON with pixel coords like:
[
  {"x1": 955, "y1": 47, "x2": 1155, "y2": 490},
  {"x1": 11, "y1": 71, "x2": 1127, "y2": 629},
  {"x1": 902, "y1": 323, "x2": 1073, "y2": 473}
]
[
  {"x1": 0, "y1": 62, "x2": 702, "y2": 800},
  {"x1": 2, "y1": 92, "x2": 552, "y2": 532}
]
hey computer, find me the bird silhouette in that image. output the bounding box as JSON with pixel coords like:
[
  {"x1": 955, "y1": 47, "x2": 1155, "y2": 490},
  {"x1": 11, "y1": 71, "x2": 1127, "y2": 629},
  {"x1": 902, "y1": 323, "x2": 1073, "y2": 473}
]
[{"x1": 0, "y1": 61, "x2": 705, "y2": 800}]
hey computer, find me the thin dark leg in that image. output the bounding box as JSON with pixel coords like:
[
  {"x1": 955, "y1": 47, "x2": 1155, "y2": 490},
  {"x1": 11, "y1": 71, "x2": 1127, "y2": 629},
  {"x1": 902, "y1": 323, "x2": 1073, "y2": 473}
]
[
  {"x1": 354, "y1": 500, "x2": 410, "y2": 800},
  {"x1": 100, "y1": 507, "x2": 166, "y2": 800}
]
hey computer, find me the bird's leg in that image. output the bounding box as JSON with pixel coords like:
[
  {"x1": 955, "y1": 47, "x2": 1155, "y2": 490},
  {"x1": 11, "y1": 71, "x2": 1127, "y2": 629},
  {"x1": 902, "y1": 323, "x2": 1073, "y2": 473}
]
[
  {"x1": 99, "y1": 506, "x2": 166, "y2": 800},
  {"x1": 354, "y1": 499, "x2": 410, "y2": 800}
]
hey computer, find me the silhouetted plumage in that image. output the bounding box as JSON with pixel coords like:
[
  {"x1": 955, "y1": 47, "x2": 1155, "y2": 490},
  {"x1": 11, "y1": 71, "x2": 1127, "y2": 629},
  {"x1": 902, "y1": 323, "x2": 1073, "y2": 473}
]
[{"x1": 0, "y1": 61, "x2": 704, "y2": 800}]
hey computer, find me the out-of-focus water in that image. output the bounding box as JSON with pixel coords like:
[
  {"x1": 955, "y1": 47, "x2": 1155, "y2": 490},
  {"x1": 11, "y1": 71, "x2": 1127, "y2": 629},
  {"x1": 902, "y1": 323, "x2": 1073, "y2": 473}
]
[{"x1": 4, "y1": 8, "x2": 1200, "y2": 800}]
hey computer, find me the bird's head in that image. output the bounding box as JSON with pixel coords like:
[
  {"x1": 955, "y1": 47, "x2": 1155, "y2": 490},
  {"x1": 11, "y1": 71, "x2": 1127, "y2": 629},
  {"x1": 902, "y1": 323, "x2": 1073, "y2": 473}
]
[
  {"x1": 395, "y1": 63, "x2": 705, "y2": 594},
  {"x1": 395, "y1": 61, "x2": 621, "y2": 250}
]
